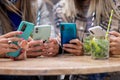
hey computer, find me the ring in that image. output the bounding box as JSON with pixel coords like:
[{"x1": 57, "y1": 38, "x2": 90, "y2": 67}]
[{"x1": 8, "y1": 40, "x2": 12, "y2": 44}]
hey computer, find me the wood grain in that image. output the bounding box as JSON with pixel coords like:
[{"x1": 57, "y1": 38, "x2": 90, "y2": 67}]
[{"x1": 0, "y1": 55, "x2": 120, "y2": 75}]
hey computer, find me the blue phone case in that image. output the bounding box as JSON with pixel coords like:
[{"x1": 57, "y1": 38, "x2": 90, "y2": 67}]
[
  {"x1": 7, "y1": 21, "x2": 34, "y2": 57},
  {"x1": 60, "y1": 23, "x2": 77, "y2": 46}
]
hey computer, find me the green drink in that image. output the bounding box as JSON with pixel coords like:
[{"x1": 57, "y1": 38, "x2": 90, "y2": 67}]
[
  {"x1": 91, "y1": 38, "x2": 109, "y2": 59},
  {"x1": 83, "y1": 36, "x2": 92, "y2": 55}
]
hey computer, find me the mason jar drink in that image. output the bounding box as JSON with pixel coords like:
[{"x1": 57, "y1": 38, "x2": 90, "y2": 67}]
[
  {"x1": 83, "y1": 33, "x2": 92, "y2": 56},
  {"x1": 91, "y1": 37, "x2": 109, "y2": 59}
]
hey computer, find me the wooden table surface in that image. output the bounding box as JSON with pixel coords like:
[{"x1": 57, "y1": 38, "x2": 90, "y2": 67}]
[{"x1": 0, "y1": 54, "x2": 120, "y2": 76}]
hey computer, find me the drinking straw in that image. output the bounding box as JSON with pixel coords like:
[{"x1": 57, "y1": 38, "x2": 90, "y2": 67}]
[{"x1": 105, "y1": 10, "x2": 114, "y2": 40}]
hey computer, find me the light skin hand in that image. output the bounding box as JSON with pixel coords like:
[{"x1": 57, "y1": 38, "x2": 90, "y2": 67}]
[
  {"x1": 63, "y1": 39, "x2": 83, "y2": 56},
  {"x1": 42, "y1": 39, "x2": 59, "y2": 57},
  {"x1": 0, "y1": 37, "x2": 22, "y2": 55},
  {"x1": 13, "y1": 40, "x2": 28, "y2": 60},
  {"x1": 27, "y1": 40, "x2": 44, "y2": 58},
  {"x1": 109, "y1": 31, "x2": 120, "y2": 55}
]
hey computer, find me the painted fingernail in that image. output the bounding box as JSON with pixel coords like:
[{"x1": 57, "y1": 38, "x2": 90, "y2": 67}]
[
  {"x1": 19, "y1": 31, "x2": 23, "y2": 34},
  {"x1": 21, "y1": 38, "x2": 24, "y2": 40}
]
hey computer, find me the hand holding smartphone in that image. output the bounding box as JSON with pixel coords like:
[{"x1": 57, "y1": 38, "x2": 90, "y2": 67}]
[
  {"x1": 60, "y1": 23, "x2": 77, "y2": 46},
  {"x1": 33, "y1": 25, "x2": 51, "y2": 41},
  {"x1": 7, "y1": 21, "x2": 34, "y2": 57}
]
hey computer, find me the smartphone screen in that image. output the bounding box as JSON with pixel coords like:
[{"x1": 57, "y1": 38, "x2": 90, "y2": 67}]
[{"x1": 60, "y1": 23, "x2": 77, "y2": 46}]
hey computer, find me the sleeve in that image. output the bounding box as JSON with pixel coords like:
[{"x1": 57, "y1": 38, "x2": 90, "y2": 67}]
[
  {"x1": 53, "y1": 1, "x2": 67, "y2": 36},
  {"x1": 37, "y1": 0, "x2": 51, "y2": 25},
  {"x1": 53, "y1": 2, "x2": 69, "y2": 54},
  {"x1": 36, "y1": 0, "x2": 57, "y2": 38},
  {"x1": 111, "y1": 19, "x2": 120, "y2": 32}
]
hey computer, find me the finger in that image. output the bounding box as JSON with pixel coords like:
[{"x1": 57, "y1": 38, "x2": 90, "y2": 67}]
[
  {"x1": 110, "y1": 51, "x2": 120, "y2": 55},
  {"x1": 46, "y1": 47, "x2": 58, "y2": 55},
  {"x1": 0, "y1": 38, "x2": 8, "y2": 43},
  {"x1": 0, "y1": 48, "x2": 18, "y2": 55},
  {"x1": 109, "y1": 31, "x2": 120, "y2": 37},
  {"x1": 28, "y1": 37, "x2": 33, "y2": 41},
  {"x1": 69, "y1": 39, "x2": 82, "y2": 45},
  {"x1": 110, "y1": 47, "x2": 116, "y2": 52},
  {"x1": 109, "y1": 37, "x2": 118, "y2": 42},
  {"x1": 27, "y1": 52, "x2": 43, "y2": 58},
  {"x1": 48, "y1": 38, "x2": 58, "y2": 44},
  {"x1": 2, "y1": 31, "x2": 23, "y2": 38},
  {"x1": 63, "y1": 44, "x2": 82, "y2": 50},
  {"x1": 27, "y1": 46, "x2": 43, "y2": 52},
  {"x1": 0, "y1": 44, "x2": 10, "y2": 48},
  {"x1": 41, "y1": 52, "x2": 54, "y2": 57},
  {"x1": 110, "y1": 42, "x2": 117, "y2": 47},
  {"x1": 47, "y1": 42, "x2": 59, "y2": 49},
  {"x1": 63, "y1": 47, "x2": 82, "y2": 56},
  {"x1": 9, "y1": 43, "x2": 20, "y2": 49},
  {"x1": 63, "y1": 47, "x2": 79, "y2": 53},
  {"x1": 28, "y1": 40, "x2": 43, "y2": 47},
  {"x1": 8, "y1": 37, "x2": 23, "y2": 42},
  {"x1": 15, "y1": 52, "x2": 26, "y2": 60},
  {"x1": 6, "y1": 48, "x2": 18, "y2": 53},
  {"x1": 43, "y1": 52, "x2": 57, "y2": 57}
]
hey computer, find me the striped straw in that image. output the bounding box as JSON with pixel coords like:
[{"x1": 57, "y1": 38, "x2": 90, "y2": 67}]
[{"x1": 105, "y1": 10, "x2": 114, "y2": 40}]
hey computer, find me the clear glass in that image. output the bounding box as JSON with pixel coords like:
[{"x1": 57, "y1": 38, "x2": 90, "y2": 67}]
[
  {"x1": 91, "y1": 37, "x2": 109, "y2": 59},
  {"x1": 83, "y1": 33, "x2": 93, "y2": 56}
]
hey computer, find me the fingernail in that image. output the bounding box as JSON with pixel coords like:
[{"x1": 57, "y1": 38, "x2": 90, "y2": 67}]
[
  {"x1": 19, "y1": 31, "x2": 23, "y2": 34},
  {"x1": 21, "y1": 38, "x2": 24, "y2": 40}
]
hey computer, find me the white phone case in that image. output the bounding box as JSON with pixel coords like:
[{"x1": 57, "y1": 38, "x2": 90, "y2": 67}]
[
  {"x1": 33, "y1": 25, "x2": 51, "y2": 41},
  {"x1": 88, "y1": 26, "x2": 106, "y2": 37}
]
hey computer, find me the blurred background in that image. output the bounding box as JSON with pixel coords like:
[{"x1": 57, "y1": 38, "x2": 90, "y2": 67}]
[{"x1": 45, "y1": 0, "x2": 60, "y2": 24}]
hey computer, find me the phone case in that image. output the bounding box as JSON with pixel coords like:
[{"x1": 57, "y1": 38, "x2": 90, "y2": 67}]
[
  {"x1": 7, "y1": 21, "x2": 34, "y2": 57},
  {"x1": 88, "y1": 26, "x2": 106, "y2": 37},
  {"x1": 33, "y1": 25, "x2": 51, "y2": 41},
  {"x1": 60, "y1": 23, "x2": 77, "y2": 46}
]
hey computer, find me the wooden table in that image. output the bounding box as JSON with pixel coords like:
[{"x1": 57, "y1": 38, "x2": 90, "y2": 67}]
[{"x1": 0, "y1": 55, "x2": 120, "y2": 76}]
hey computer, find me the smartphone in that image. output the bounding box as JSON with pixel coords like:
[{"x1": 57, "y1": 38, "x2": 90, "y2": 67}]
[
  {"x1": 33, "y1": 25, "x2": 51, "y2": 41},
  {"x1": 60, "y1": 23, "x2": 77, "y2": 46},
  {"x1": 7, "y1": 21, "x2": 34, "y2": 57},
  {"x1": 88, "y1": 26, "x2": 106, "y2": 37}
]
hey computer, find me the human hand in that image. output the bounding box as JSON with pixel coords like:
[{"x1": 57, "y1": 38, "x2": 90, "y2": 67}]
[
  {"x1": 27, "y1": 40, "x2": 44, "y2": 58},
  {"x1": 0, "y1": 38, "x2": 20, "y2": 55},
  {"x1": 13, "y1": 40, "x2": 28, "y2": 60},
  {"x1": 63, "y1": 39, "x2": 83, "y2": 56},
  {"x1": 42, "y1": 38, "x2": 59, "y2": 57},
  {"x1": 109, "y1": 31, "x2": 120, "y2": 55},
  {"x1": 0, "y1": 31, "x2": 24, "y2": 55}
]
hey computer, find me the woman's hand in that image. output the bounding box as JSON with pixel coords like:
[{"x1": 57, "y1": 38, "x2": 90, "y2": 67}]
[
  {"x1": 109, "y1": 31, "x2": 120, "y2": 55},
  {"x1": 0, "y1": 38, "x2": 19, "y2": 55},
  {"x1": 0, "y1": 31, "x2": 23, "y2": 55},
  {"x1": 27, "y1": 40, "x2": 44, "y2": 58},
  {"x1": 42, "y1": 39, "x2": 59, "y2": 57},
  {"x1": 63, "y1": 39, "x2": 83, "y2": 56},
  {"x1": 13, "y1": 40, "x2": 28, "y2": 60}
]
